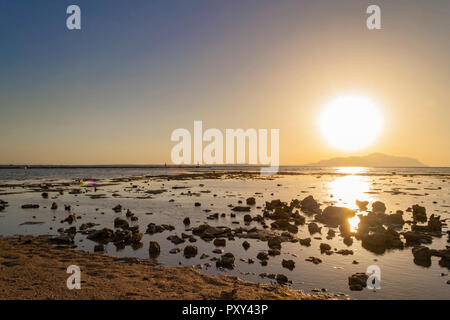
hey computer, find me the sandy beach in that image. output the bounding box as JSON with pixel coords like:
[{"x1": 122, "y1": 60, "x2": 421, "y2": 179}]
[{"x1": 0, "y1": 235, "x2": 323, "y2": 300}]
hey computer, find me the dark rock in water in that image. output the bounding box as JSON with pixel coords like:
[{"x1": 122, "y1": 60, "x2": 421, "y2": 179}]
[
  {"x1": 343, "y1": 236, "x2": 353, "y2": 246},
  {"x1": 216, "y1": 252, "x2": 235, "y2": 269},
  {"x1": 430, "y1": 248, "x2": 450, "y2": 269},
  {"x1": 243, "y1": 214, "x2": 252, "y2": 223},
  {"x1": 112, "y1": 204, "x2": 122, "y2": 213},
  {"x1": 0, "y1": 205, "x2": 4, "y2": 212},
  {"x1": 213, "y1": 238, "x2": 226, "y2": 247},
  {"x1": 246, "y1": 197, "x2": 256, "y2": 205},
  {"x1": 372, "y1": 201, "x2": 386, "y2": 214},
  {"x1": 308, "y1": 223, "x2": 321, "y2": 234},
  {"x1": 316, "y1": 206, "x2": 356, "y2": 227},
  {"x1": 404, "y1": 231, "x2": 432, "y2": 245},
  {"x1": 257, "y1": 251, "x2": 269, "y2": 261},
  {"x1": 51, "y1": 202, "x2": 58, "y2": 210},
  {"x1": 305, "y1": 256, "x2": 322, "y2": 264},
  {"x1": 64, "y1": 205, "x2": 71, "y2": 211},
  {"x1": 299, "y1": 238, "x2": 311, "y2": 246},
  {"x1": 183, "y1": 217, "x2": 190, "y2": 225},
  {"x1": 169, "y1": 248, "x2": 181, "y2": 254},
  {"x1": 125, "y1": 209, "x2": 134, "y2": 218},
  {"x1": 94, "y1": 244, "x2": 106, "y2": 252},
  {"x1": 232, "y1": 206, "x2": 251, "y2": 212},
  {"x1": 242, "y1": 240, "x2": 250, "y2": 250},
  {"x1": 41, "y1": 192, "x2": 49, "y2": 199},
  {"x1": 384, "y1": 211, "x2": 405, "y2": 225},
  {"x1": 327, "y1": 229, "x2": 336, "y2": 239},
  {"x1": 427, "y1": 214, "x2": 442, "y2": 232},
  {"x1": 62, "y1": 214, "x2": 76, "y2": 224},
  {"x1": 336, "y1": 249, "x2": 354, "y2": 255},
  {"x1": 183, "y1": 245, "x2": 198, "y2": 258},
  {"x1": 276, "y1": 274, "x2": 289, "y2": 284},
  {"x1": 167, "y1": 235, "x2": 185, "y2": 245},
  {"x1": 149, "y1": 241, "x2": 161, "y2": 257},
  {"x1": 268, "y1": 249, "x2": 280, "y2": 256},
  {"x1": 348, "y1": 273, "x2": 369, "y2": 291},
  {"x1": 194, "y1": 202, "x2": 201, "y2": 207},
  {"x1": 268, "y1": 237, "x2": 282, "y2": 250},
  {"x1": 79, "y1": 222, "x2": 97, "y2": 231},
  {"x1": 412, "y1": 246, "x2": 431, "y2": 267},
  {"x1": 282, "y1": 259, "x2": 295, "y2": 270},
  {"x1": 192, "y1": 224, "x2": 231, "y2": 240},
  {"x1": 270, "y1": 219, "x2": 298, "y2": 233},
  {"x1": 87, "y1": 228, "x2": 115, "y2": 243},
  {"x1": 49, "y1": 235, "x2": 74, "y2": 245},
  {"x1": 320, "y1": 243, "x2": 332, "y2": 253},
  {"x1": 114, "y1": 217, "x2": 129, "y2": 229},
  {"x1": 22, "y1": 204, "x2": 40, "y2": 209},
  {"x1": 300, "y1": 195, "x2": 321, "y2": 214},
  {"x1": 412, "y1": 204, "x2": 427, "y2": 223},
  {"x1": 356, "y1": 200, "x2": 369, "y2": 211},
  {"x1": 146, "y1": 223, "x2": 175, "y2": 235},
  {"x1": 360, "y1": 226, "x2": 404, "y2": 253}
]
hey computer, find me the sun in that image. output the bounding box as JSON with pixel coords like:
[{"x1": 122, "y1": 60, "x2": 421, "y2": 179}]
[{"x1": 319, "y1": 95, "x2": 383, "y2": 151}]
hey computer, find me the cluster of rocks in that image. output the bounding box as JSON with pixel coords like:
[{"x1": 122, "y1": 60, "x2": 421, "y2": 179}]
[
  {"x1": 146, "y1": 223, "x2": 175, "y2": 234},
  {"x1": 412, "y1": 246, "x2": 450, "y2": 268}
]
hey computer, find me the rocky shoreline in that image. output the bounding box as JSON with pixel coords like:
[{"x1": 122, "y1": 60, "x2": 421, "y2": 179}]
[{"x1": 0, "y1": 235, "x2": 326, "y2": 300}]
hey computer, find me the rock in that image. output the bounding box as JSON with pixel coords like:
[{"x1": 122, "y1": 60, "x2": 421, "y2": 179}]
[
  {"x1": 246, "y1": 197, "x2": 256, "y2": 205},
  {"x1": 146, "y1": 223, "x2": 175, "y2": 235},
  {"x1": 276, "y1": 274, "x2": 289, "y2": 284},
  {"x1": 317, "y1": 206, "x2": 356, "y2": 227},
  {"x1": 114, "y1": 217, "x2": 129, "y2": 229},
  {"x1": 348, "y1": 273, "x2": 368, "y2": 290},
  {"x1": 242, "y1": 241, "x2": 250, "y2": 250},
  {"x1": 125, "y1": 209, "x2": 134, "y2": 217},
  {"x1": 360, "y1": 226, "x2": 404, "y2": 253},
  {"x1": 343, "y1": 236, "x2": 353, "y2": 246},
  {"x1": 213, "y1": 238, "x2": 226, "y2": 247},
  {"x1": 41, "y1": 192, "x2": 49, "y2": 199},
  {"x1": 62, "y1": 214, "x2": 76, "y2": 224},
  {"x1": 404, "y1": 231, "x2": 432, "y2": 245},
  {"x1": 149, "y1": 241, "x2": 161, "y2": 257},
  {"x1": 243, "y1": 214, "x2": 252, "y2": 223},
  {"x1": 427, "y1": 214, "x2": 442, "y2": 232},
  {"x1": 305, "y1": 257, "x2": 322, "y2": 264},
  {"x1": 51, "y1": 202, "x2": 58, "y2": 210},
  {"x1": 216, "y1": 253, "x2": 235, "y2": 269},
  {"x1": 232, "y1": 206, "x2": 251, "y2": 212},
  {"x1": 268, "y1": 249, "x2": 280, "y2": 256},
  {"x1": 183, "y1": 217, "x2": 190, "y2": 225},
  {"x1": 412, "y1": 246, "x2": 431, "y2": 267},
  {"x1": 257, "y1": 252, "x2": 269, "y2": 261},
  {"x1": 112, "y1": 204, "x2": 122, "y2": 212},
  {"x1": 183, "y1": 245, "x2": 198, "y2": 258},
  {"x1": 270, "y1": 219, "x2": 298, "y2": 233},
  {"x1": 320, "y1": 243, "x2": 332, "y2": 253},
  {"x1": 372, "y1": 201, "x2": 386, "y2": 214},
  {"x1": 87, "y1": 228, "x2": 115, "y2": 243},
  {"x1": 192, "y1": 224, "x2": 231, "y2": 240},
  {"x1": 299, "y1": 238, "x2": 311, "y2": 246},
  {"x1": 64, "y1": 205, "x2": 71, "y2": 211},
  {"x1": 300, "y1": 195, "x2": 321, "y2": 213},
  {"x1": 308, "y1": 223, "x2": 321, "y2": 234},
  {"x1": 49, "y1": 235, "x2": 74, "y2": 245},
  {"x1": 267, "y1": 237, "x2": 282, "y2": 250},
  {"x1": 194, "y1": 202, "x2": 201, "y2": 207},
  {"x1": 327, "y1": 229, "x2": 336, "y2": 239},
  {"x1": 412, "y1": 204, "x2": 427, "y2": 222},
  {"x1": 336, "y1": 249, "x2": 353, "y2": 255},
  {"x1": 167, "y1": 235, "x2": 185, "y2": 245},
  {"x1": 282, "y1": 259, "x2": 295, "y2": 270},
  {"x1": 356, "y1": 200, "x2": 369, "y2": 211},
  {"x1": 94, "y1": 244, "x2": 106, "y2": 252},
  {"x1": 21, "y1": 204, "x2": 39, "y2": 209}
]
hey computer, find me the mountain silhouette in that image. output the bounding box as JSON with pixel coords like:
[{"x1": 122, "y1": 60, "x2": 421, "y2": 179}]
[{"x1": 306, "y1": 153, "x2": 426, "y2": 167}]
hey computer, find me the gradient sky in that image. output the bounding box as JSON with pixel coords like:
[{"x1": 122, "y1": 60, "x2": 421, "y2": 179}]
[{"x1": 1, "y1": 0, "x2": 449, "y2": 166}]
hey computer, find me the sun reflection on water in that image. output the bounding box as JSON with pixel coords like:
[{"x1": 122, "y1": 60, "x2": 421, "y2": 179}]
[{"x1": 328, "y1": 169, "x2": 373, "y2": 232}]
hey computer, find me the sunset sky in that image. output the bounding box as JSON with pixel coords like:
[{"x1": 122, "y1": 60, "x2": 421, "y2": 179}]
[{"x1": 1, "y1": 0, "x2": 449, "y2": 166}]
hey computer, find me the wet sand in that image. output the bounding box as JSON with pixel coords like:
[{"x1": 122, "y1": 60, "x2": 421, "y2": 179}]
[{"x1": 0, "y1": 235, "x2": 324, "y2": 300}]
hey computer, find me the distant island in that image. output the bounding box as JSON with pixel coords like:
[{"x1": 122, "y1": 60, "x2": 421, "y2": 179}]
[{"x1": 306, "y1": 152, "x2": 426, "y2": 167}]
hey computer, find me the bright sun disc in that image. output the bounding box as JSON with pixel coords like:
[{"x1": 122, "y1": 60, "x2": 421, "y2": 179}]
[{"x1": 319, "y1": 95, "x2": 383, "y2": 150}]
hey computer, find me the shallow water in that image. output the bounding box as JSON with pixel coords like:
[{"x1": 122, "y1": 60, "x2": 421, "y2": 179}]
[{"x1": 0, "y1": 167, "x2": 449, "y2": 299}]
